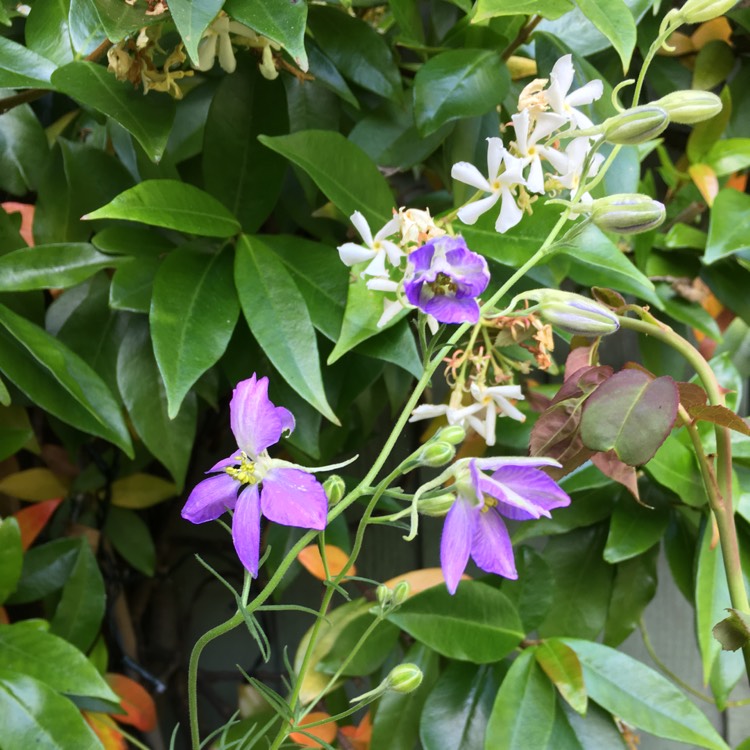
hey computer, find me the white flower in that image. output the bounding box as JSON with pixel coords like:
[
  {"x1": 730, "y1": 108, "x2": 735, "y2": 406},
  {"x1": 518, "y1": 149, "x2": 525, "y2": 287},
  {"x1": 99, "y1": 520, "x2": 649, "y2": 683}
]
[
  {"x1": 546, "y1": 137, "x2": 605, "y2": 200},
  {"x1": 546, "y1": 54, "x2": 603, "y2": 129},
  {"x1": 451, "y1": 138, "x2": 527, "y2": 233},
  {"x1": 338, "y1": 211, "x2": 403, "y2": 278},
  {"x1": 510, "y1": 110, "x2": 567, "y2": 194},
  {"x1": 194, "y1": 15, "x2": 259, "y2": 73}
]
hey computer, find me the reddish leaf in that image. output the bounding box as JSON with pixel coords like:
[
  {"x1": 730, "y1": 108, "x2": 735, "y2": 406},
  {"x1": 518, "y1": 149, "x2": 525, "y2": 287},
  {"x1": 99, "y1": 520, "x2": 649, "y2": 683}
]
[
  {"x1": 1, "y1": 202, "x2": 35, "y2": 246},
  {"x1": 106, "y1": 674, "x2": 157, "y2": 732},
  {"x1": 297, "y1": 545, "x2": 355, "y2": 580},
  {"x1": 13, "y1": 498, "x2": 62, "y2": 550},
  {"x1": 564, "y1": 339, "x2": 600, "y2": 379},
  {"x1": 591, "y1": 451, "x2": 640, "y2": 502},
  {"x1": 677, "y1": 382, "x2": 709, "y2": 410},
  {"x1": 591, "y1": 287, "x2": 626, "y2": 310},
  {"x1": 83, "y1": 713, "x2": 127, "y2": 750},
  {"x1": 0, "y1": 607, "x2": 9, "y2": 624},
  {"x1": 289, "y1": 712, "x2": 338, "y2": 748},
  {"x1": 688, "y1": 404, "x2": 750, "y2": 436}
]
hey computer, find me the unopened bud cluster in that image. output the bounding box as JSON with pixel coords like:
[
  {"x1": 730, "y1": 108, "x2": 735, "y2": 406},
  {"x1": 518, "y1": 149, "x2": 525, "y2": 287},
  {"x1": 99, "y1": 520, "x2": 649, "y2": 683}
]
[{"x1": 376, "y1": 581, "x2": 411, "y2": 611}]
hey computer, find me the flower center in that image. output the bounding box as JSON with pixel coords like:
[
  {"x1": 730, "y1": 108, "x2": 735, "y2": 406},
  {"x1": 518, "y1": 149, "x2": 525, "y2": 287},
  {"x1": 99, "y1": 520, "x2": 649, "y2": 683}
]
[
  {"x1": 481, "y1": 495, "x2": 498, "y2": 513},
  {"x1": 225, "y1": 452, "x2": 259, "y2": 485},
  {"x1": 430, "y1": 272, "x2": 457, "y2": 297}
]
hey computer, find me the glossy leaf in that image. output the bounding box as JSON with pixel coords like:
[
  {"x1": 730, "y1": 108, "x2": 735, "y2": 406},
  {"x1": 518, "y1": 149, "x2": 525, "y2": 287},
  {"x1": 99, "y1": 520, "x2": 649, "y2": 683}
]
[
  {"x1": 0, "y1": 623, "x2": 118, "y2": 701},
  {"x1": 168, "y1": 0, "x2": 224, "y2": 65},
  {"x1": 0, "y1": 37, "x2": 56, "y2": 88},
  {"x1": 580, "y1": 370, "x2": 679, "y2": 466},
  {"x1": 109, "y1": 256, "x2": 161, "y2": 313},
  {"x1": 25, "y1": 0, "x2": 74, "y2": 66},
  {"x1": 413, "y1": 49, "x2": 509, "y2": 136},
  {"x1": 499, "y1": 546, "x2": 554, "y2": 632},
  {"x1": 485, "y1": 648, "x2": 556, "y2": 749},
  {"x1": 563, "y1": 639, "x2": 730, "y2": 750},
  {"x1": 474, "y1": 0, "x2": 574, "y2": 21},
  {"x1": 0, "y1": 670, "x2": 102, "y2": 750},
  {"x1": 0, "y1": 303, "x2": 133, "y2": 456},
  {"x1": 50, "y1": 539, "x2": 105, "y2": 653},
  {"x1": 225, "y1": 0, "x2": 308, "y2": 71},
  {"x1": 117, "y1": 317, "x2": 196, "y2": 489},
  {"x1": 705, "y1": 189, "x2": 750, "y2": 264},
  {"x1": 78, "y1": 0, "x2": 160, "y2": 41},
  {"x1": 603, "y1": 497, "x2": 669, "y2": 563},
  {"x1": 259, "y1": 131, "x2": 394, "y2": 229},
  {"x1": 85, "y1": 180, "x2": 241, "y2": 238},
  {"x1": 0, "y1": 244, "x2": 119, "y2": 291},
  {"x1": 151, "y1": 246, "x2": 239, "y2": 418},
  {"x1": 51, "y1": 62, "x2": 175, "y2": 162},
  {"x1": 203, "y1": 60, "x2": 288, "y2": 233},
  {"x1": 387, "y1": 581, "x2": 523, "y2": 664},
  {"x1": 235, "y1": 235, "x2": 339, "y2": 424},
  {"x1": 0, "y1": 518, "x2": 22, "y2": 605},
  {"x1": 535, "y1": 639, "x2": 587, "y2": 715},
  {"x1": 7, "y1": 538, "x2": 79, "y2": 604},
  {"x1": 0, "y1": 102, "x2": 49, "y2": 196},
  {"x1": 420, "y1": 663, "x2": 502, "y2": 750},
  {"x1": 645, "y1": 435, "x2": 707, "y2": 507},
  {"x1": 104, "y1": 507, "x2": 156, "y2": 577},
  {"x1": 0, "y1": 406, "x2": 35, "y2": 463},
  {"x1": 572, "y1": 0, "x2": 636, "y2": 71}
]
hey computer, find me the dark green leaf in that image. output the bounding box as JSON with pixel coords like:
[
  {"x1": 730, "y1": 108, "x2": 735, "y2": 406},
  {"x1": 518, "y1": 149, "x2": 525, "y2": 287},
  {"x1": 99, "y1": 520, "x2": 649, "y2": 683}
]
[
  {"x1": 705, "y1": 189, "x2": 750, "y2": 264},
  {"x1": 7, "y1": 539, "x2": 79, "y2": 605},
  {"x1": 0, "y1": 102, "x2": 49, "y2": 196},
  {"x1": 84, "y1": 0, "x2": 160, "y2": 40},
  {"x1": 0, "y1": 406, "x2": 35, "y2": 462},
  {"x1": 85, "y1": 179, "x2": 241, "y2": 237},
  {"x1": 25, "y1": 0, "x2": 75, "y2": 66},
  {"x1": 110, "y1": 258, "x2": 160, "y2": 313},
  {"x1": 603, "y1": 496, "x2": 668, "y2": 563},
  {"x1": 169, "y1": 0, "x2": 224, "y2": 64},
  {"x1": 104, "y1": 506, "x2": 156, "y2": 576},
  {"x1": 0, "y1": 37, "x2": 56, "y2": 88},
  {"x1": 151, "y1": 246, "x2": 239, "y2": 418},
  {"x1": 387, "y1": 581, "x2": 523, "y2": 663},
  {"x1": 474, "y1": 0, "x2": 574, "y2": 21},
  {"x1": 0, "y1": 518, "x2": 22, "y2": 605},
  {"x1": 235, "y1": 235, "x2": 339, "y2": 424},
  {"x1": 645, "y1": 435, "x2": 707, "y2": 507},
  {"x1": 499, "y1": 546, "x2": 554, "y2": 632}
]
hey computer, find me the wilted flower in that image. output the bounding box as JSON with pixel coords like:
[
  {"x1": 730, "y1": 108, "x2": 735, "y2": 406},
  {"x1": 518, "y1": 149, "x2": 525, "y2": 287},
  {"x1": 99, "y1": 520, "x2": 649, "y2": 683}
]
[
  {"x1": 441, "y1": 457, "x2": 570, "y2": 594},
  {"x1": 338, "y1": 211, "x2": 403, "y2": 278},
  {"x1": 181, "y1": 375, "x2": 328, "y2": 575},
  {"x1": 403, "y1": 237, "x2": 489, "y2": 324},
  {"x1": 546, "y1": 54, "x2": 603, "y2": 129},
  {"x1": 194, "y1": 14, "x2": 261, "y2": 74},
  {"x1": 397, "y1": 207, "x2": 446, "y2": 246}
]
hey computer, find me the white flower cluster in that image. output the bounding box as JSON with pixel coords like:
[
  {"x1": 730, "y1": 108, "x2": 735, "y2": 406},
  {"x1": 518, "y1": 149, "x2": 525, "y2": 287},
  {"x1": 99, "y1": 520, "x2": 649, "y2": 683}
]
[{"x1": 451, "y1": 55, "x2": 605, "y2": 233}]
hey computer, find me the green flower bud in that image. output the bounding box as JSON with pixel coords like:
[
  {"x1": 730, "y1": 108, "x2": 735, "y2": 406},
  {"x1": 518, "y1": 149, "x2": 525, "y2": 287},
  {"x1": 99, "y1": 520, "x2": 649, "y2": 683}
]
[
  {"x1": 602, "y1": 106, "x2": 669, "y2": 145},
  {"x1": 437, "y1": 425, "x2": 467, "y2": 445},
  {"x1": 323, "y1": 475, "x2": 345, "y2": 506},
  {"x1": 537, "y1": 291, "x2": 620, "y2": 337},
  {"x1": 387, "y1": 663, "x2": 423, "y2": 694},
  {"x1": 590, "y1": 194, "x2": 666, "y2": 235},
  {"x1": 417, "y1": 492, "x2": 457, "y2": 517},
  {"x1": 418, "y1": 441, "x2": 455, "y2": 467},
  {"x1": 654, "y1": 90, "x2": 722, "y2": 124},
  {"x1": 392, "y1": 580, "x2": 411, "y2": 605},
  {"x1": 376, "y1": 584, "x2": 391, "y2": 607},
  {"x1": 677, "y1": 0, "x2": 737, "y2": 24}
]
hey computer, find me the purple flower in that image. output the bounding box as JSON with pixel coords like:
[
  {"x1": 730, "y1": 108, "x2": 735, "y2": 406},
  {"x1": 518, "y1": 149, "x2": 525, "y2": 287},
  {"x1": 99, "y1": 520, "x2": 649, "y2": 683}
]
[
  {"x1": 440, "y1": 457, "x2": 570, "y2": 594},
  {"x1": 181, "y1": 374, "x2": 328, "y2": 575},
  {"x1": 404, "y1": 236, "x2": 489, "y2": 324}
]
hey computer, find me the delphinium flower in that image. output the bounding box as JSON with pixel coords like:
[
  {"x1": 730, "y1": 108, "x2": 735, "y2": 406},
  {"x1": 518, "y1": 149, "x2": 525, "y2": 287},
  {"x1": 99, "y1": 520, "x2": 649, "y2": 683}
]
[
  {"x1": 439, "y1": 457, "x2": 570, "y2": 593},
  {"x1": 403, "y1": 236, "x2": 489, "y2": 324},
  {"x1": 181, "y1": 375, "x2": 329, "y2": 575},
  {"x1": 337, "y1": 211, "x2": 403, "y2": 278}
]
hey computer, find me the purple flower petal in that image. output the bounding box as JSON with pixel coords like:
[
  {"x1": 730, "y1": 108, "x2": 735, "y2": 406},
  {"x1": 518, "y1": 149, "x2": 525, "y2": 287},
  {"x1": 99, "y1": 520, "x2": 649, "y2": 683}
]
[
  {"x1": 260, "y1": 467, "x2": 328, "y2": 530},
  {"x1": 492, "y1": 465, "x2": 571, "y2": 515},
  {"x1": 470, "y1": 461, "x2": 548, "y2": 519},
  {"x1": 471, "y1": 510, "x2": 517, "y2": 580},
  {"x1": 443, "y1": 246, "x2": 489, "y2": 297},
  {"x1": 207, "y1": 453, "x2": 240, "y2": 473},
  {"x1": 230, "y1": 374, "x2": 295, "y2": 456},
  {"x1": 441, "y1": 498, "x2": 476, "y2": 595},
  {"x1": 181, "y1": 473, "x2": 238, "y2": 524},
  {"x1": 232, "y1": 484, "x2": 262, "y2": 576},
  {"x1": 422, "y1": 295, "x2": 480, "y2": 324}
]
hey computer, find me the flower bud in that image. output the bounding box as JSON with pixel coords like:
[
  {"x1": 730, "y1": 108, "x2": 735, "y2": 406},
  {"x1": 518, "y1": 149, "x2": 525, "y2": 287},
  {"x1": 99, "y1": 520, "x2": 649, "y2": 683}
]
[
  {"x1": 677, "y1": 0, "x2": 737, "y2": 24},
  {"x1": 376, "y1": 584, "x2": 392, "y2": 607},
  {"x1": 590, "y1": 194, "x2": 666, "y2": 235},
  {"x1": 417, "y1": 492, "x2": 457, "y2": 517},
  {"x1": 537, "y1": 291, "x2": 620, "y2": 337},
  {"x1": 323, "y1": 475, "x2": 345, "y2": 506},
  {"x1": 418, "y1": 441, "x2": 455, "y2": 467},
  {"x1": 654, "y1": 90, "x2": 722, "y2": 124},
  {"x1": 392, "y1": 580, "x2": 410, "y2": 605},
  {"x1": 437, "y1": 425, "x2": 466, "y2": 445},
  {"x1": 386, "y1": 664, "x2": 423, "y2": 694},
  {"x1": 602, "y1": 106, "x2": 669, "y2": 145}
]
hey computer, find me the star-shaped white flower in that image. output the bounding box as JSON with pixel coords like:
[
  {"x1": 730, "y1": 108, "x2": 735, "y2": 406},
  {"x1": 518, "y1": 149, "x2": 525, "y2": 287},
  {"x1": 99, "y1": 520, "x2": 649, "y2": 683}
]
[
  {"x1": 465, "y1": 383, "x2": 526, "y2": 446},
  {"x1": 511, "y1": 110, "x2": 568, "y2": 194},
  {"x1": 546, "y1": 137, "x2": 605, "y2": 200},
  {"x1": 338, "y1": 211, "x2": 403, "y2": 278},
  {"x1": 546, "y1": 54, "x2": 603, "y2": 129},
  {"x1": 451, "y1": 138, "x2": 527, "y2": 233}
]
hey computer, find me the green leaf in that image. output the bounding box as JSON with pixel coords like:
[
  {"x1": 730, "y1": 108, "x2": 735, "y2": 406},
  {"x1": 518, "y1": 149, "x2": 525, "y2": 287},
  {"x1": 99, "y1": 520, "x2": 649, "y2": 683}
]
[
  {"x1": 117, "y1": 317, "x2": 197, "y2": 490},
  {"x1": 420, "y1": 663, "x2": 502, "y2": 750},
  {"x1": 50, "y1": 540, "x2": 104, "y2": 653},
  {"x1": 704, "y1": 139, "x2": 750, "y2": 177},
  {"x1": 485, "y1": 648, "x2": 556, "y2": 749},
  {"x1": 25, "y1": 0, "x2": 74, "y2": 66},
  {"x1": 169, "y1": 0, "x2": 224, "y2": 65},
  {"x1": 0, "y1": 406, "x2": 35, "y2": 462},
  {"x1": 83, "y1": 0, "x2": 160, "y2": 41},
  {"x1": 535, "y1": 640, "x2": 587, "y2": 715},
  {"x1": 51, "y1": 61, "x2": 175, "y2": 163},
  {"x1": 235, "y1": 235, "x2": 339, "y2": 424},
  {"x1": 0, "y1": 244, "x2": 119, "y2": 291},
  {"x1": 645, "y1": 434, "x2": 707, "y2": 507},
  {"x1": 0, "y1": 669, "x2": 102, "y2": 750},
  {"x1": 603, "y1": 496, "x2": 669, "y2": 563},
  {"x1": 580, "y1": 370, "x2": 679, "y2": 466},
  {"x1": 85, "y1": 180, "x2": 241, "y2": 237},
  {"x1": 151, "y1": 246, "x2": 239, "y2": 418},
  {"x1": 0, "y1": 303, "x2": 133, "y2": 456},
  {"x1": 259, "y1": 130, "x2": 394, "y2": 229},
  {"x1": 370, "y1": 642, "x2": 440, "y2": 750},
  {"x1": 499, "y1": 546, "x2": 554, "y2": 632},
  {"x1": 387, "y1": 581, "x2": 523, "y2": 664},
  {"x1": 225, "y1": 0, "x2": 308, "y2": 71},
  {"x1": 413, "y1": 49, "x2": 509, "y2": 136},
  {"x1": 0, "y1": 102, "x2": 49, "y2": 196},
  {"x1": 0, "y1": 518, "x2": 22, "y2": 605},
  {"x1": 307, "y1": 6, "x2": 400, "y2": 100},
  {"x1": 110, "y1": 256, "x2": 161, "y2": 313},
  {"x1": 0, "y1": 37, "x2": 56, "y2": 88},
  {"x1": 8, "y1": 539, "x2": 79, "y2": 605},
  {"x1": 0, "y1": 623, "x2": 118, "y2": 701},
  {"x1": 104, "y1": 506, "x2": 156, "y2": 577},
  {"x1": 562, "y1": 638, "x2": 731, "y2": 750},
  {"x1": 203, "y1": 60, "x2": 288, "y2": 233},
  {"x1": 572, "y1": 0, "x2": 636, "y2": 71},
  {"x1": 474, "y1": 0, "x2": 574, "y2": 21},
  {"x1": 704, "y1": 189, "x2": 750, "y2": 264}
]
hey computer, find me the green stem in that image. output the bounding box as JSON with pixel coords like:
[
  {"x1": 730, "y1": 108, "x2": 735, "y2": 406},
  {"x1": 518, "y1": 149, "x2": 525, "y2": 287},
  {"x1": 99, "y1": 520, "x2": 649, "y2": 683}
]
[{"x1": 632, "y1": 26, "x2": 675, "y2": 106}]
